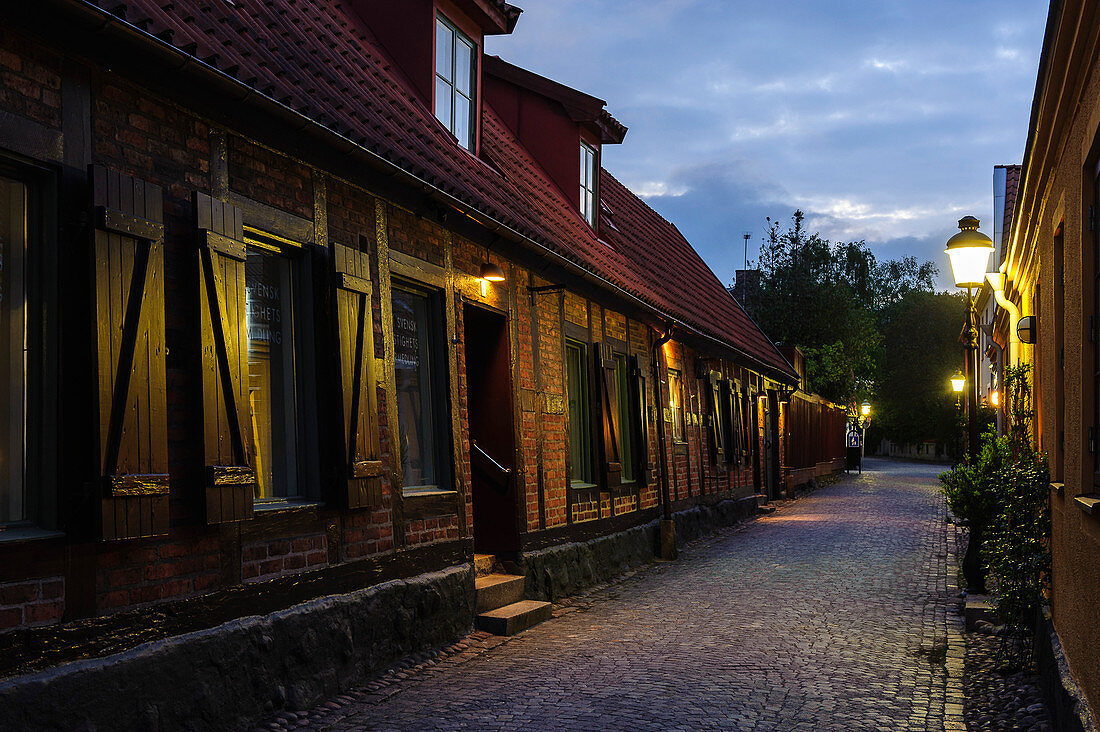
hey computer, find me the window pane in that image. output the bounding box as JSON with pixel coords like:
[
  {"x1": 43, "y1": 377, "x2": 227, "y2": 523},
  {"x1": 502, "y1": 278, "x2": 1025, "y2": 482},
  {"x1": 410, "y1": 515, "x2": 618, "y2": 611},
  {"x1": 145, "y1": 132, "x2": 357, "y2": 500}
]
[
  {"x1": 615, "y1": 354, "x2": 634, "y2": 482},
  {"x1": 247, "y1": 247, "x2": 298, "y2": 500},
  {"x1": 393, "y1": 287, "x2": 440, "y2": 488},
  {"x1": 455, "y1": 37, "x2": 474, "y2": 96},
  {"x1": 669, "y1": 370, "x2": 684, "y2": 442},
  {"x1": 454, "y1": 94, "x2": 472, "y2": 150},
  {"x1": 436, "y1": 18, "x2": 453, "y2": 80},
  {"x1": 0, "y1": 177, "x2": 25, "y2": 523},
  {"x1": 435, "y1": 77, "x2": 452, "y2": 132},
  {"x1": 566, "y1": 340, "x2": 592, "y2": 485}
]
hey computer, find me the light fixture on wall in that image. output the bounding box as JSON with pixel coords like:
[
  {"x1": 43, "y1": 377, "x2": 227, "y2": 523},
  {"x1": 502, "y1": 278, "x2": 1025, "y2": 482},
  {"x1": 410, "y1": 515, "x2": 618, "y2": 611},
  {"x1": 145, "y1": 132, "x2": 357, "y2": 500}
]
[
  {"x1": 989, "y1": 390, "x2": 1000, "y2": 408},
  {"x1": 479, "y1": 261, "x2": 505, "y2": 282}
]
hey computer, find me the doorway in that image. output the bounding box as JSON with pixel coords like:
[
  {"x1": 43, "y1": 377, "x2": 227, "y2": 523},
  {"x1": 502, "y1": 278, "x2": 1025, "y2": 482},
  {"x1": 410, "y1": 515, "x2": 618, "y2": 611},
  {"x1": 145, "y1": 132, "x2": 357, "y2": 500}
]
[{"x1": 463, "y1": 304, "x2": 519, "y2": 554}]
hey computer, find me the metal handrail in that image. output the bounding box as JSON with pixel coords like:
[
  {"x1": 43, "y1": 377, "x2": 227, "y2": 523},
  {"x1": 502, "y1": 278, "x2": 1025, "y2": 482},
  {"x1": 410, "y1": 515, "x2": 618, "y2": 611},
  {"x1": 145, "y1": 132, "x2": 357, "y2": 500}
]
[{"x1": 472, "y1": 441, "x2": 511, "y2": 476}]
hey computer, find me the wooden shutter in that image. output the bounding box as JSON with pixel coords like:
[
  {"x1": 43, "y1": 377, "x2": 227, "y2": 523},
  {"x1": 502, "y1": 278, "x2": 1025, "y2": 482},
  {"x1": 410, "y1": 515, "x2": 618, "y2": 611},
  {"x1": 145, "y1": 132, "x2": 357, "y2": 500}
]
[
  {"x1": 595, "y1": 343, "x2": 622, "y2": 489},
  {"x1": 630, "y1": 354, "x2": 656, "y2": 486},
  {"x1": 333, "y1": 243, "x2": 383, "y2": 508},
  {"x1": 90, "y1": 165, "x2": 169, "y2": 540},
  {"x1": 194, "y1": 192, "x2": 255, "y2": 523},
  {"x1": 706, "y1": 372, "x2": 725, "y2": 465},
  {"x1": 725, "y1": 380, "x2": 743, "y2": 465}
]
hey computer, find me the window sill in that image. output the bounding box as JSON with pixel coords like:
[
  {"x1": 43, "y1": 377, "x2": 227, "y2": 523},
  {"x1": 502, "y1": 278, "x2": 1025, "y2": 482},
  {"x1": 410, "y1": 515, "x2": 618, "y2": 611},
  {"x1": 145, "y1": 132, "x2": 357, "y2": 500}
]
[
  {"x1": 402, "y1": 487, "x2": 455, "y2": 498},
  {"x1": 1073, "y1": 494, "x2": 1100, "y2": 517},
  {"x1": 569, "y1": 482, "x2": 598, "y2": 493},
  {"x1": 0, "y1": 525, "x2": 65, "y2": 544},
  {"x1": 253, "y1": 500, "x2": 326, "y2": 514},
  {"x1": 1050, "y1": 482, "x2": 1064, "y2": 496},
  {"x1": 402, "y1": 489, "x2": 461, "y2": 520}
]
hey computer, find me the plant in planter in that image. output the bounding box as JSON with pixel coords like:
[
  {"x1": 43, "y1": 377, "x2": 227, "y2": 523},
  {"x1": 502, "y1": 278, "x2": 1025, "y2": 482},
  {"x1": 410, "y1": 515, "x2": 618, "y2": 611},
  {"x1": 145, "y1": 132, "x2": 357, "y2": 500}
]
[
  {"x1": 986, "y1": 364, "x2": 1050, "y2": 666},
  {"x1": 939, "y1": 429, "x2": 1010, "y2": 593}
]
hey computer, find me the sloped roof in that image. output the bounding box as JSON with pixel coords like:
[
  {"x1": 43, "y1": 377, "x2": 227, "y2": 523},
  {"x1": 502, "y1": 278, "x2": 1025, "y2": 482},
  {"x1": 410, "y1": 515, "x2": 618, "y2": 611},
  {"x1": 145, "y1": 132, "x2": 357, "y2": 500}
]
[
  {"x1": 1001, "y1": 164, "x2": 1021, "y2": 251},
  {"x1": 66, "y1": 0, "x2": 795, "y2": 380}
]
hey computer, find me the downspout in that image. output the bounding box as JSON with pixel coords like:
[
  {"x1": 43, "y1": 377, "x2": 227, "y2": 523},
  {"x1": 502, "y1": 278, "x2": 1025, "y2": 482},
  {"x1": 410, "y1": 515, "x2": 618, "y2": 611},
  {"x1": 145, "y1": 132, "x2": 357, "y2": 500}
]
[
  {"x1": 651, "y1": 324, "x2": 677, "y2": 559},
  {"x1": 985, "y1": 269, "x2": 1019, "y2": 366}
]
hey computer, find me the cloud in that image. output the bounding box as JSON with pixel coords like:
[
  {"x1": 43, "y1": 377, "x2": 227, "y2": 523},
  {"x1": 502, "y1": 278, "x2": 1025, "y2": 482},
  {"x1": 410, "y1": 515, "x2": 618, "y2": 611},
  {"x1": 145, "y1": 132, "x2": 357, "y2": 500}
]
[{"x1": 488, "y1": 0, "x2": 1048, "y2": 294}]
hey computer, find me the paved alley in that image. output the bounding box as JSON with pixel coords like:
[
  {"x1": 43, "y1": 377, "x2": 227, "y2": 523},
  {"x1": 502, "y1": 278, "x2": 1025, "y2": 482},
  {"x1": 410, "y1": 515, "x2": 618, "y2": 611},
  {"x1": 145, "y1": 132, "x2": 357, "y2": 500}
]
[{"x1": 259, "y1": 459, "x2": 965, "y2": 731}]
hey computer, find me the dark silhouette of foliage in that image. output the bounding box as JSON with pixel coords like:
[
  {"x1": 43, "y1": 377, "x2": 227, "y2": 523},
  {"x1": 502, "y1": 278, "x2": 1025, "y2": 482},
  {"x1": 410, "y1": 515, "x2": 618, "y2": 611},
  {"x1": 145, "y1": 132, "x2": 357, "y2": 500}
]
[{"x1": 740, "y1": 210, "x2": 937, "y2": 412}]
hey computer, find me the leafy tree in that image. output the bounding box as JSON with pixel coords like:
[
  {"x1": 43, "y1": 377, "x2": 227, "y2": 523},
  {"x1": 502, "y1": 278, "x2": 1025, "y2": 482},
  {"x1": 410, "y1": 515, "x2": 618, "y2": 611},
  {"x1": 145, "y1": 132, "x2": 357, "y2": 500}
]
[
  {"x1": 742, "y1": 210, "x2": 936, "y2": 409},
  {"x1": 874, "y1": 290, "x2": 966, "y2": 450}
]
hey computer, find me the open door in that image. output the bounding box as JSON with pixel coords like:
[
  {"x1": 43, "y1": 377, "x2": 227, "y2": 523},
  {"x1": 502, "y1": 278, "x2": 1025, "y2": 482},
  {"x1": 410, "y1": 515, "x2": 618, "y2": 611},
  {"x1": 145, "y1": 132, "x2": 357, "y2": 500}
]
[{"x1": 464, "y1": 304, "x2": 519, "y2": 554}]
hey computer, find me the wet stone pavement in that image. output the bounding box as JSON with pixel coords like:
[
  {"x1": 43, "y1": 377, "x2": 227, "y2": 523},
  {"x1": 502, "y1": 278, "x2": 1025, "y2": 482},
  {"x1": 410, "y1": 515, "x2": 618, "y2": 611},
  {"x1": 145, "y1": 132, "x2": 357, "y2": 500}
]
[{"x1": 257, "y1": 459, "x2": 966, "y2": 731}]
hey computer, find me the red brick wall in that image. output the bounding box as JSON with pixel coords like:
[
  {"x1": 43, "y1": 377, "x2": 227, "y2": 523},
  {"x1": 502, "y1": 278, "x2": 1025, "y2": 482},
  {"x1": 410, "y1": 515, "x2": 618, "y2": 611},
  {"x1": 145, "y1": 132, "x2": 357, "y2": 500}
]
[
  {"x1": 96, "y1": 532, "x2": 221, "y2": 611},
  {"x1": 386, "y1": 203, "x2": 446, "y2": 267},
  {"x1": 0, "y1": 27, "x2": 61, "y2": 130},
  {"x1": 227, "y1": 135, "x2": 313, "y2": 219},
  {"x1": 0, "y1": 576, "x2": 64, "y2": 633},
  {"x1": 242, "y1": 534, "x2": 329, "y2": 583}
]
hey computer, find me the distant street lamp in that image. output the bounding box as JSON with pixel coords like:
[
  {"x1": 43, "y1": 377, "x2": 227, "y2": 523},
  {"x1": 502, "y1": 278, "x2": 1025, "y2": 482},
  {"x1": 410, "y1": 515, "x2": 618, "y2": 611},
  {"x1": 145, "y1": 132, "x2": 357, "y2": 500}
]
[
  {"x1": 859, "y1": 401, "x2": 871, "y2": 457},
  {"x1": 945, "y1": 216, "x2": 993, "y2": 462},
  {"x1": 950, "y1": 370, "x2": 965, "y2": 463}
]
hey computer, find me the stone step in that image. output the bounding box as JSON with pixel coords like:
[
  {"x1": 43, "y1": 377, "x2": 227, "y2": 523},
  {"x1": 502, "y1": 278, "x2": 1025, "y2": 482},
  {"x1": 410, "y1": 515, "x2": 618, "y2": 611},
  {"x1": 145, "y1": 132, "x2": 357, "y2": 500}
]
[
  {"x1": 475, "y1": 573, "x2": 526, "y2": 613},
  {"x1": 475, "y1": 600, "x2": 552, "y2": 636},
  {"x1": 473, "y1": 553, "x2": 495, "y2": 577}
]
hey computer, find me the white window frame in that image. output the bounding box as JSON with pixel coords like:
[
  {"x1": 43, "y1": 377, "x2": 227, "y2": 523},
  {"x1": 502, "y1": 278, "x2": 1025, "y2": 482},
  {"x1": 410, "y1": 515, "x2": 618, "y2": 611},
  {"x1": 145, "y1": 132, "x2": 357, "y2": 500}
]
[
  {"x1": 580, "y1": 142, "x2": 597, "y2": 226},
  {"x1": 435, "y1": 15, "x2": 477, "y2": 151}
]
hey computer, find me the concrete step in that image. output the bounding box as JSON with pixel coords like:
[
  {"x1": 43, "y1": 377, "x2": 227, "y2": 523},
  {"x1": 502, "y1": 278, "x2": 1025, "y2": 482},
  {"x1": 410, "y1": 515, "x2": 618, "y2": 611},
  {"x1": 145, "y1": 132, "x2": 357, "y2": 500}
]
[
  {"x1": 475, "y1": 573, "x2": 526, "y2": 613},
  {"x1": 473, "y1": 553, "x2": 495, "y2": 578},
  {"x1": 476, "y1": 600, "x2": 552, "y2": 636}
]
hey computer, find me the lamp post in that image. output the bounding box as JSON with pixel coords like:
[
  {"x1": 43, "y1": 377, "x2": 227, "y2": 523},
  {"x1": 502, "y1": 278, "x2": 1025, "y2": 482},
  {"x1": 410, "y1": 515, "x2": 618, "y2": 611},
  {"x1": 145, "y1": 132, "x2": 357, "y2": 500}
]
[
  {"x1": 950, "y1": 370, "x2": 965, "y2": 462},
  {"x1": 945, "y1": 216, "x2": 993, "y2": 462},
  {"x1": 859, "y1": 400, "x2": 871, "y2": 457}
]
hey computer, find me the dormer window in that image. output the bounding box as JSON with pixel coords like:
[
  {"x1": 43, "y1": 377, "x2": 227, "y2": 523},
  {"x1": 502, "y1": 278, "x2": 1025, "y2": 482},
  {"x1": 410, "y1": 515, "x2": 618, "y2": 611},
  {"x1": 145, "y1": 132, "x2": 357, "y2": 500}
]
[
  {"x1": 435, "y1": 15, "x2": 476, "y2": 151},
  {"x1": 580, "y1": 142, "x2": 597, "y2": 226}
]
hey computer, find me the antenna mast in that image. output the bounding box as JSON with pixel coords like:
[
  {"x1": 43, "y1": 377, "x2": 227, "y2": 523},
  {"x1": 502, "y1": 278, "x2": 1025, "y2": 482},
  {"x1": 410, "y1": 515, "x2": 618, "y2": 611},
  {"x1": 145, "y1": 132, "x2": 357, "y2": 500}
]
[{"x1": 741, "y1": 232, "x2": 751, "y2": 305}]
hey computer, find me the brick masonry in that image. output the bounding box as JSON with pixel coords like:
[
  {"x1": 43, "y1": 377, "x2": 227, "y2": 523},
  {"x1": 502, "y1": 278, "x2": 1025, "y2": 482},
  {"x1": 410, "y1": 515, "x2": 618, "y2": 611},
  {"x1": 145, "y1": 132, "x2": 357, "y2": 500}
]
[
  {"x1": 242, "y1": 534, "x2": 330, "y2": 583},
  {"x1": 0, "y1": 577, "x2": 64, "y2": 632}
]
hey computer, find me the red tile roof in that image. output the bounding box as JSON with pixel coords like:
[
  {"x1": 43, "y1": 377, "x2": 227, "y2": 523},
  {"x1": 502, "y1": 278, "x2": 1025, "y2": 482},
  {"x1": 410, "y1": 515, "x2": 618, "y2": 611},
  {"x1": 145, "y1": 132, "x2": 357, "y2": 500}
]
[{"x1": 78, "y1": 0, "x2": 795, "y2": 380}]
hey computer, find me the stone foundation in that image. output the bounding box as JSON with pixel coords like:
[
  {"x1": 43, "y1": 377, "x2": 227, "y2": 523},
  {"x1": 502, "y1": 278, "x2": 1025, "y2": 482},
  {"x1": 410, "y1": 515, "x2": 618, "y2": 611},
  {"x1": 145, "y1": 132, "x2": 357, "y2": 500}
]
[
  {"x1": 1037, "y1": 609, "x2": 1099, "y2": 732},
  {"x1": 522, "y1": 496, "x2": 760, "y2": 601},
  {"x1": 0, "y1": 565, "x2": 474, "y2": 732}
]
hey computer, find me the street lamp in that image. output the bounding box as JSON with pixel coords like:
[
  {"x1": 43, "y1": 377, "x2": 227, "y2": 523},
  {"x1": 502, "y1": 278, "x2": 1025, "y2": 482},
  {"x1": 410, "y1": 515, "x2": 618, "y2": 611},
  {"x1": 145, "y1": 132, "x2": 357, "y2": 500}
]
[
  {"x1": 950, "y1": 370, "x2": 965, "y2": 394},
  {"x1": 945, "y1": 216, "x2": 993, "y2": 463},
  {"x1": 859, "y1": 401, "x2": 871, "y2": 457}
]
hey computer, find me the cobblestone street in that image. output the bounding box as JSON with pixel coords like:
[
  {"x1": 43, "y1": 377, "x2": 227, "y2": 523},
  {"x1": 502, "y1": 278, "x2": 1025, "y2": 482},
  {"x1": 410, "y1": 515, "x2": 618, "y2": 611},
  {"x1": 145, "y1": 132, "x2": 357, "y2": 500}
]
[{"x1": 260, "y1": 459, "x2": 966, "y2": 731}]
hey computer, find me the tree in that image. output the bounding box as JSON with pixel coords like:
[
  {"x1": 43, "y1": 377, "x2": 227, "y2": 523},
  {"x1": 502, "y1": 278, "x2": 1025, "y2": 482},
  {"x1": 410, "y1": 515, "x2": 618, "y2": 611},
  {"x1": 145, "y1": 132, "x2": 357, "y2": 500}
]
[
  {"x1": 743, "y1": 211, "x2": 917, "y2": 406},
  {"x1": 874, "y1": 290, "x2": 965, "y2": 450}
]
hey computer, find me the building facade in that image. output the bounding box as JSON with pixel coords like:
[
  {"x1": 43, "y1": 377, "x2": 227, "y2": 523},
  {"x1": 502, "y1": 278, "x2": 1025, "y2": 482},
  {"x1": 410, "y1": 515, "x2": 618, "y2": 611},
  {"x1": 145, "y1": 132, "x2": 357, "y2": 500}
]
[
  {"x1": 0, "y1": 0, "x2": 844, "y2": 726},
  {"x1": 994, "y1": 1, "x2": 1100, "y2": 725}
]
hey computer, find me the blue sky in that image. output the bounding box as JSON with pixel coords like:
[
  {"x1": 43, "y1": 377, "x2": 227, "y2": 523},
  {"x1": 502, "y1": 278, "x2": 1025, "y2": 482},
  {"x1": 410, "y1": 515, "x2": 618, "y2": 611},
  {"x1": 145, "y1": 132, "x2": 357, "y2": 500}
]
[{"x1": 486, "y1": 1, "x2": 1048, "y2": 290}]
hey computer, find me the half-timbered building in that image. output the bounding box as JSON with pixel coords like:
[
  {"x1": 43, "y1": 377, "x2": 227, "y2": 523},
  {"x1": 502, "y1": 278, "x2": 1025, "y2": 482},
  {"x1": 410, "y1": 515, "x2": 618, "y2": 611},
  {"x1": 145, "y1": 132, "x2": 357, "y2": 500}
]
[{"x1": 0, "y1": 0, "x2": 845, "y2": 726}]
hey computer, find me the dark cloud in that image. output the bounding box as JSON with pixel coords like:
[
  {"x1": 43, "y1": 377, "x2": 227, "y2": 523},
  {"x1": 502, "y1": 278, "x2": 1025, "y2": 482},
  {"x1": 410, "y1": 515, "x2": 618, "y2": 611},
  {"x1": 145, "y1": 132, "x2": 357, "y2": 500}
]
[{"x1": 488, "y1": 0, "x2": 1047, "y2": 294}]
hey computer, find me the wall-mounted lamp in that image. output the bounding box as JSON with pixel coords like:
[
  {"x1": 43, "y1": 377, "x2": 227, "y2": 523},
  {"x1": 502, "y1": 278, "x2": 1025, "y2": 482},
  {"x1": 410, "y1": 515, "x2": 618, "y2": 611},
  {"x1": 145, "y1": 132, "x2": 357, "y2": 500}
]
[
  {"x1": 1017, "y1": 315, "x2": 1036, "y2": 345},
  {"x1": 479, "y1": 262, "x2": 506, "y2": 282},
  {"x1": 989, "y1": 390, "x2": 1000, "y2": 408}
]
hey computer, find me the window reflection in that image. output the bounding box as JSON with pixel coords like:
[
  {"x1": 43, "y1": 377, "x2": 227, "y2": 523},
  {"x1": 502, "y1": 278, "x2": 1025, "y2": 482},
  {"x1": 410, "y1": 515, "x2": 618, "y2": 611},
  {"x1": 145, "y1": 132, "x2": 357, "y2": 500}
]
[
  {"x1": 566, "y1": 339, "x2": 592, "y2": 486},
  {"x1": 246, "y1": 246, "x2": 298, "y2": 500},
  {"x1": 393, "y1": 286, "x2": 442, "y2": 489},
  {"x1": 0, "y1": 177, "x2": 25, "y2": 523},
  {"x1": 669, "y1": 369, "x2": 684, "y2": 442}
]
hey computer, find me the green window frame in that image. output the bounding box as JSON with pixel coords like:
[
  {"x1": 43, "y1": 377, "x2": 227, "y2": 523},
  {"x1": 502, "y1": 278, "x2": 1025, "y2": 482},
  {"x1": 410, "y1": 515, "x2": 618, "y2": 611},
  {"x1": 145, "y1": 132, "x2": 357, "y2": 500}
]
[
  {"x1": 614, "y1": 353, "x2": 635, "y2": 483},
  {"x1": 566, "y1": 339, "x2": 593, "y2": 486}
]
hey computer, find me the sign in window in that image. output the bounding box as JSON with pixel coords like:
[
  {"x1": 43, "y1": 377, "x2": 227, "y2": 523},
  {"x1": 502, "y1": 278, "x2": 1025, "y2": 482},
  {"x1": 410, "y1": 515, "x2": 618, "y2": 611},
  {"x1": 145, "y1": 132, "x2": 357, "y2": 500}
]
[{"x1": 246, "y1": 246, "x2": 299, "y2": 500}]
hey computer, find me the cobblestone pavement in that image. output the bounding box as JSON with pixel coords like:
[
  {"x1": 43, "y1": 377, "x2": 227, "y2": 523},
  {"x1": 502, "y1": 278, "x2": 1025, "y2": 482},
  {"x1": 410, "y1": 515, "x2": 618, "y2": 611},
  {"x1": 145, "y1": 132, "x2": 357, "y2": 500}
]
[{"x1": 257, "y1": 459, "x2": 966, "y2": 731}]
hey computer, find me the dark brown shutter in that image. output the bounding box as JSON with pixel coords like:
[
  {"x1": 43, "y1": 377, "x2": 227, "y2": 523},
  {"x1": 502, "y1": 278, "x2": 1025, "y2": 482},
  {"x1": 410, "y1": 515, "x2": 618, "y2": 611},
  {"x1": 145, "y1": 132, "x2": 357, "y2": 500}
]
[
  {"x1": 595, "y1": 343, "x2": 621, "y2": 489},
  {"x1": 630, "y1": 354, "x2": 656, "y2": 485},
  {"x1": 90, "y1": 165, "x2": 169, "y2": 540},
  {"x1": 194, "y1": 192, "x2": 255, "y2": 523},
  {"x1": 706, "y1": 371, "x2": 725, "y2": 465},
  {"x1": 333, "y1": 243, "x2": 383, "y2": 508}
]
